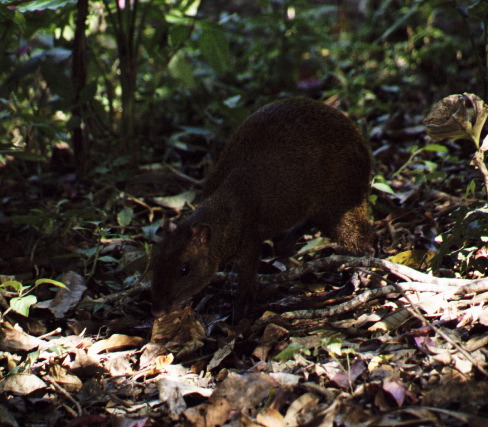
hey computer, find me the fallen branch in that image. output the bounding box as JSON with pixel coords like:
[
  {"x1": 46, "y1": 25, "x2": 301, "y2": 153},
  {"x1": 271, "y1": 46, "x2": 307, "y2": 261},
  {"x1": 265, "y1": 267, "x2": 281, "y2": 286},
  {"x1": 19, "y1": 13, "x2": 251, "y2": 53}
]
[
  {"x1": 280, "y1": 278, "x2": 488, "y2": 320},
  {"x1": 257, "y1": 255, "x2": 475, "y2": 287},
  {"x1": 267, "y1": 255, "x2": 488, "y2": 320}
]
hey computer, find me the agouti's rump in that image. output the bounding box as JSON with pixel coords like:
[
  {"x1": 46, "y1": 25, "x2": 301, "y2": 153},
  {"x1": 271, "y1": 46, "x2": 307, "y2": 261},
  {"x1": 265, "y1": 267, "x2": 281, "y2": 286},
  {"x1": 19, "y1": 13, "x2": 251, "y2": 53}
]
[{"x1": 151, "y1": 97, "x2": 373, "y2": 317}]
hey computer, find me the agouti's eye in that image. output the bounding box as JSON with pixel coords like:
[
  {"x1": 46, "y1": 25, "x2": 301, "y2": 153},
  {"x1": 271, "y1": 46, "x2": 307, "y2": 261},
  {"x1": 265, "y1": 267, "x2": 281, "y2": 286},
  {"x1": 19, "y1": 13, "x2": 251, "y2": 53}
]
[{"x1": 181, "y1": 265, "x2": 191, "y2": 277}]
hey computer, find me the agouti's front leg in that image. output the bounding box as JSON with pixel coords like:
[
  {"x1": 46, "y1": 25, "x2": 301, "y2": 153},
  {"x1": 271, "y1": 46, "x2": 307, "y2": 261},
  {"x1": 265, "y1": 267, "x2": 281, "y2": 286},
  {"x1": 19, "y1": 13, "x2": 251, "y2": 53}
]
[{"x1": 234, "y1": 239, "x2": 261, "y2": 318}]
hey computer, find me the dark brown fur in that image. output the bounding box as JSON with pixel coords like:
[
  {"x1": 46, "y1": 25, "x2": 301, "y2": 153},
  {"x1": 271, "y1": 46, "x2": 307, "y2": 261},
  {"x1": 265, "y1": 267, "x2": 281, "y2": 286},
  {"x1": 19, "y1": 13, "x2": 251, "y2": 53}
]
[{"x1": 151, "y1": 97, "x2": 373, "y2": 316}]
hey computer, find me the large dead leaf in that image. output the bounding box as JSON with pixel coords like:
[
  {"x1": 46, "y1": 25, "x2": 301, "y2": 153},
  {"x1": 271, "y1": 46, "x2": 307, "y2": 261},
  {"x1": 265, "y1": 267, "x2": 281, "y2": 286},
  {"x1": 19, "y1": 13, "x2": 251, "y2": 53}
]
[
  {"x1": 88, "y1": 334, "x2": 144, "y2": 356},
  {"x1": 256, "y1": 407, "x2": 284, "y2": 427},
  {"x1": 283, "y1": 392, "x2": 320, "y2": 427},
  {"x1": 252, "y1": 323, "x2": 289, "y2": 361},
  {"x1": 48, "y1": 271, "x2": 87, "y2": 319},
  {"x1": 157, "y1": 377, "x2": 213, "y2": 420},
  {"x1": 207, "y1": 338, "x2": 235, "y2": 370},
  {"x1": 151, "y1": 307, "x2": 205, "y2": 342},
  {"x1": 48, "y1": 364, "x2": 83, "y2": 393},
  {"x1": 0, "y1": 373, "x2": 47, "y2": 395},
  {"x1": 184, "y1": 373, "x2": 280, "y2": 425},
  {"x1": 150, "y1": 306, "x2": 205, "y2": 359},
  {"x1": 0, "y1": 322, "x2": 44, "y2": 352},
  {"x1": 382, "y1": 377, "x2": 406, "y2": 407}
]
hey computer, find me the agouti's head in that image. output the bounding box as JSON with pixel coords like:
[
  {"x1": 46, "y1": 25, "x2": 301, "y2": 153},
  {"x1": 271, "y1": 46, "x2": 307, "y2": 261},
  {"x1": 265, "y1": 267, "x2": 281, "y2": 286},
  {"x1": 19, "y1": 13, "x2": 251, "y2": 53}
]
[{"x1": 151, "y1": 221, "x2": 218, "y2": 317}]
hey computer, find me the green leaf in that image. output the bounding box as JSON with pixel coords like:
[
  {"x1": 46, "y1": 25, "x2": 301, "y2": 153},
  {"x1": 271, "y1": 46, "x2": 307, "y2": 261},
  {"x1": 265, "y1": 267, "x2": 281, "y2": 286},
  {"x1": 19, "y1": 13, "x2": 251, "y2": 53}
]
[
  {"x1": 372, "y1": 182, "x2": 396, "y2": 195},
  {"x1": 77, "y1": 247, "x2": 98, "y2": 259},
  {"x1": 0, "y1": 280, "x2": 24, "y2": 292},
  {"x1": 1, "y1": 6, "x2": 27, "y2": 31},
  {"x1": 198, "y1": 26, "x2": 230, "y2": 73},
  {"x1": 98, "y1": 256, "x2": 119, "y2": 263},
  {"x1": 274, "y1": 341, "x2": 303, "y2": 362},
  {"x1": 182, "y1": 0, "x2": 201, "y2": 16},
  {"x1": 423, "y1": 144, "x2": 448, "y2": 153},
  {"x1": 17, "y1": 0, "x2": 76, "y2": 12},
  {"x1": 12, "y1": 9, "x2": 26, "y2": 30},
  {"x1": 298, "y1": 237, "x2": 329, "y2": 254},
  {"x1": 10, "y1": 295, "x2": 37, "y2": 317},
  {"x1": 168, "y1": 51, "x2": 195, "y2": 87},
  {"x1": 178, "y1": 126, "x2": 214, "y2": 137},
  {"x1": 223, "y1": 95, "x2": 241, "y2": 109},
  {"x1": 26, "y1": 350, "x2": 41, "y2": 366},
  {"x1": 153, "y1": 190, "x2": 196, "y2": 211},
  {"x1": 169, "y1": 25, "x2": 193, "y2": 47},
  {"x1": 322, "y1": 340, "x2": 343, "y2": 356},
  {"x1": 34, "y1": 278, "x2": 68, "y2": 289},
  {"x1": 117, "y1": 207, "x2": 134, "y2": 227},
  {"x1": 466, "y1": 179, "x2": 477, "y2": 198}
]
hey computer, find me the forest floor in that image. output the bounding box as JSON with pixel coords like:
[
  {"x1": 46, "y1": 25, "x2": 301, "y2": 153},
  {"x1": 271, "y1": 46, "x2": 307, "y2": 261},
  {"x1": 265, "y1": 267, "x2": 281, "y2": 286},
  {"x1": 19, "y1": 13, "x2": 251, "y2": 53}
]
[{"x1": 1, "y1": 95, "x2": 488, "y2": 426}]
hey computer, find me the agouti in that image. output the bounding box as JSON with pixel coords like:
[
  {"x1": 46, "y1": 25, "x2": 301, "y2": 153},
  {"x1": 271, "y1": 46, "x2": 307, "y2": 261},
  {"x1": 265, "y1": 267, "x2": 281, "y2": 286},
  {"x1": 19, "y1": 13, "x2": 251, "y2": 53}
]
[{"x1": 151, "y1": 97, "x2": 373, "y2": 317}]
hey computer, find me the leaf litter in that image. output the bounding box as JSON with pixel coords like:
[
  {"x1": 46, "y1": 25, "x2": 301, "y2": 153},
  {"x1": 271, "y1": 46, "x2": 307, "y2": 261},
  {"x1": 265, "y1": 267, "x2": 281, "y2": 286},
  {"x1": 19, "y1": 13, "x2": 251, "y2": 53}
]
[{"x1": 2, "y1": 99, "x2": 488, "y2": 426}]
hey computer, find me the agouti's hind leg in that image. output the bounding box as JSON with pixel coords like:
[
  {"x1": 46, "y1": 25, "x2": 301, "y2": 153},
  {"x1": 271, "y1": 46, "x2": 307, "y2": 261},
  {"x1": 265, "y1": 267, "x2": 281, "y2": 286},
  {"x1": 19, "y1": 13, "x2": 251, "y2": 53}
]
[
  {"x1": 332, "y1": 204, "x2": 373, "y2": 256},
  {"x1": 273, "y1": 221, "x2": 312, "y2": 257}
]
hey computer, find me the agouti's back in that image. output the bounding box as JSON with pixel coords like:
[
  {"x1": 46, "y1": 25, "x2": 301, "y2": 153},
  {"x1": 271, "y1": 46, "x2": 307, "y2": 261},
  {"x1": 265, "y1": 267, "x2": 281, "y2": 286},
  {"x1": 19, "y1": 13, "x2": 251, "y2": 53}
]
[
  {"x1": 204, "y1": 97, "x2": 371, "y2": 247},
  {"x1": 151, "y1": 97, "x2": 373, "y2": 317}
]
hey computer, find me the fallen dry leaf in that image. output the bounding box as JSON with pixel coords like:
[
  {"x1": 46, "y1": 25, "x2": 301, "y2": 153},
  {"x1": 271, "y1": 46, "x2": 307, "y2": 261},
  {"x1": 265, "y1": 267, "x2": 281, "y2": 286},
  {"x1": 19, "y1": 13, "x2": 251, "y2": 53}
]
[
  {"x1": 150, "y1": 306, "x2": 206, "y2": 359},
  {"x1": 0, "y1": 321, "x2": 45, "y2": 352},
  {"x1": 48, "y1": 271, "x2": 87, "y2": 318},
  {"x1": 103, "y1": 352, "x2": 135, "y2": 376},
  {"x1": 185, "y1": 372, "x2": 280, "y2": 425},
  {"x1": 207, "y1": 338, "x2": 235, "y2": 370},
  {"x1": 157, "y1": 378, "x2": 187, "y2": 418},
  {"x1": 256, "y1": 407, "x2": 284, "y2": 427},
  {"x1": 252, "y1": 323, "x2": 289, "y2": 361},
  {"x1": 184, "y1": 399, "x2": 231, "y2": 427},
  {"x1": 88, "y1": 334, "x2": 144, "y2": 356},
  {"x1": 155, "y1": 353, "x2": 174, "y2": 369},
  {"x1": 48, "y1": 364, "x2": 83, "y2": 392},
  {"x1": 283, "y1": 392, "x2": 320, "y2": 427},
  {"x1": 382, "y1": 377, "x2": 406, "y2": 407},
  {"x1": 0, "y1": 373, "x2": 47, "y2": 395},
  {"x1": 369, "y1": 308, "x2": 411, "y2": 332}
]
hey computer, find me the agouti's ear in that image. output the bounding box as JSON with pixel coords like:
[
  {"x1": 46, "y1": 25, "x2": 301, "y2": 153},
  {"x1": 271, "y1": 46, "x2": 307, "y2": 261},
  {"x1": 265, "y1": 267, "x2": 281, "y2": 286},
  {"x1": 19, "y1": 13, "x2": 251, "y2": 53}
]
[{"x1": 191, "y1": 223, "x2": 211, "y2": 246}]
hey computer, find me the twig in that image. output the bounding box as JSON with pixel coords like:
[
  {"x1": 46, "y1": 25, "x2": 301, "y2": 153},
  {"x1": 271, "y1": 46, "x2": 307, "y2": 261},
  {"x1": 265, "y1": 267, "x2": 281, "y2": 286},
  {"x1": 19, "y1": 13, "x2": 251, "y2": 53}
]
[
  {"x1": 168, "y1": 165, "x2": 204, "y2": 187},
  {"x1": 38, "y1": 328, "x2": 62, "y2": 340},
  {"x1": 44, "y1": 375, "x2": 82, "y2": 417},
  {"x1": 281, "y1": 285, "x2": 399, "y2": 320}
]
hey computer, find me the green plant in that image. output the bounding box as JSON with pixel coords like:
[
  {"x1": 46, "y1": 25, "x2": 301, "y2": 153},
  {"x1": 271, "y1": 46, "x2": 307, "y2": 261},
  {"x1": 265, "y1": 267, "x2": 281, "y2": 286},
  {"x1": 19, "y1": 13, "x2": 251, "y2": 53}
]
[
  {"x1": 433, "y1": 205, "x2": 488, "y2": 274},
  {"x1": 0, "y1": 278, "x2": 66, "y2": 318},
  {"x1": 10, "y1": 200, "x2": 103, "y2": 242},
  {"x1": 422, "y1": 93, "x2": 488, "y2": 271},
  {"x1": 71, "y1": 221, "x2": 125, "y2": 282},
  {"x1": 424, "y1": 93, "x2": 488, "y2": 198},
  {"x1": 457, "y1": 0, "x2": 488, "y2": 101},
  {"x1": 392, "y1": 143, "x2": 449, "y2": 183}
]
